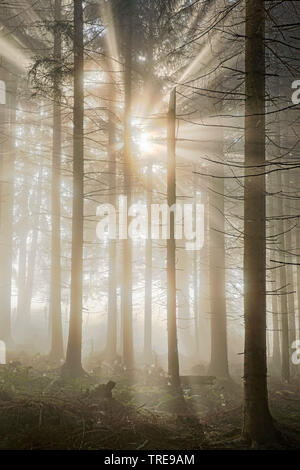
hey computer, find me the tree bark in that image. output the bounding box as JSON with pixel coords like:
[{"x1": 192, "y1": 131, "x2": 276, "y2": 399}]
[
  {"x1": 269, "y1": 194, "x2": 281, "y2": 373},
  {"x1": 194, "y1": 242, "x2": 199, "y2": 355},
  {"x1": 276, "y1": 169, "x2": 290, "y2": 383},
  {"x1": 0, "y1": 76, "x2": 16, "y2": 346},
  {"x1": 121, "y1": 0, "x2": 134, "y2": 369},
  {"x1": 105, "y1": 86, "x2": 117, "y2": 363},
  {"x1": 22, "y1": 167, "x2": 43, "y2": 330},
  {"x1": 283, "y1": 171, "x2": 296, "y2": 377},
  {"x1": 167, "y1": 89, "x2": 180, "y2": 389},
  {"x1": 198, "y1": 187, "x2": 210, "y2": 361},
  {"x1": 243, "y1": 0, "x2": 277, "y2": 444},
  {"x1": 63, "y1": 0, "x2": 84, "y2": 377},
  {"x1": 144, "y1": 163, "x2": 153, "y2": 364},
  {"x1": 50, "y1": 0, "x2": 64, "y2": 361},
  {"x1": 208, "y1": 164, "x2": 229, "y2": 378},
  {"x1": 296, "y1": 225, "x2": 300, "y2": 348},
  {"x1": 16, "y1": 177, "x2": 29, "y2": 342}
]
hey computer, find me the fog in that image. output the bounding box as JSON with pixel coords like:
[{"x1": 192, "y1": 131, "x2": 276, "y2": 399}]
[{"x1": 0, "y1": 0, "x2": 299, "y2": 452}]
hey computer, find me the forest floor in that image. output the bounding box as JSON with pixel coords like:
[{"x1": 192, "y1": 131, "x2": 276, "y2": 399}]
[{"x1": 0, "y1": 355, "x2": 299, "y2": 450}]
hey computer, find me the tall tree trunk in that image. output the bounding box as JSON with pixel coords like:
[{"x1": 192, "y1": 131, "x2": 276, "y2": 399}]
[
  {"x1": 121, "y1": 0, "x2": 134, "y2": 369},
  {"x1": 0, "y1": 76, "x2": 16, "y2": 346},
  {"x1": 267, "y1": 62, "x2": 281, "y2": 376},
  {"x1": 50, "y1": 0, "x2": 64, "y2": 361},
  {"x1": 276, "y1": 170, "x2": 290, "y2": 383},
  {"x1": 63, "y1": 0, "x2": 84, "y2": 376},
  {"x1": 144, "y1": 163, "x2": 153, "y2": 364},
  {"x1": 16, "y1": 177, "x2": 29, "y2": 341},
  {"x1": 269, "y1": 194, "x2": 281, "y2": 373},
  {"x1": 167, "y1": 89, "x2": 180, "y2": 389},
  {"x1": 242, "y1": 0, "x2": 277, "y2": 444},
  {"x1": 143, "y1": 24, "x2": 155, "y2": 365},
  {"x1": 283, "y1": 171, "x2": 296, "y2": 376},
  {"x1": 22, "y1": 167, "x2": 43, "y2": 328},
  {"x1": 271, "y1": 269, "x2": 281, "y2": 370},
  {"x1": 208, "y1": 165, "x2": 229, "y2": 378},
  {"x1": 296, "y1": 225, "x2": 300, "y2": 345},
  {"x1": 193, "y1": 169, "x2": 200, "y2": 356},
  {"x1": 177, "y1": 243, "x2": 193, "y2": 355},
  {"x1": 105, "y1": 87, "x2": 117, "y2": 363},
  {"x1": 194, "y1": 244, "x2": 199, "y2": 356},
  {"x1": 198, "y1": 187, "x2": 210, "y2": 361},
  {"x1": 176, "y1": 239, "x2": 194, "y2": 356}
]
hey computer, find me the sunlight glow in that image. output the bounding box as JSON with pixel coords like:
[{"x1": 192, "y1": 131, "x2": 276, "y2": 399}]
[{"x1": 136, "y1": 132, "x2": 154, "y2": 154}]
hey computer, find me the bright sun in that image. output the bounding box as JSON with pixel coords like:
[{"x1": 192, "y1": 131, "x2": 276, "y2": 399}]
[{"x1": 136, "y1": 132, "x2": 153, "y2": 154}]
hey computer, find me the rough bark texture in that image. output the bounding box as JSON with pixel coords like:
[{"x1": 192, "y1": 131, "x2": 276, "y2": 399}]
[{"x1": 243, "y1": 0, "x2": 277, "y2": 444}]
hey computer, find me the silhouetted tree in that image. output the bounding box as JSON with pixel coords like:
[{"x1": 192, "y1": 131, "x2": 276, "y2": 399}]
[{"x1": 242, "y1": 0, "x2": 277, "y2": 444}]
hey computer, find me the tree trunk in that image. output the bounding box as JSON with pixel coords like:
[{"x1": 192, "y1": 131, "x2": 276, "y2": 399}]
[
  {"x1": 208, "y1": 165, "x2": 229, "y2": 378},
  {"x1": 144, "y1": 163, "x2": 153, "y2": 364},
  {"x1": 105, "y1": 87, "x2": 117, "y2": 363},
  {"x1": 242, "y1": 0, "x2": 277, "y2": 444},
  {"x1": 50, "y1": 0, "x2": 64, "y2": 361},
  {"x1": 22, "y1": 167, "x2": 43, "y2": 329},
  {"x1": 0, "y1": 76, "x2": 16, "y2": 346},
  {"x1": 194, "y1": 243, "x2": 199, "y2": 355},
  {"x1": 269, "y1": 194, "x2": 281, "y2": 373},
  {"x1": 276, "y1": 169, "x2": 290, "y2": 383},
  {"x1": 283, "y1": 171, "x2": 296, "y2": 376},
  {"x1": 296, "y1": 225, "x2": 300, "y2": 347},
  {"x1": 16, "y1": 177, "x2": 29, "y2": 342},
  {"x1": 167, "y1": 89, "x2": 180, "y2": 389},
  {"x1": 63, "y1": 0, "x2": 84, "y2": 377},
  {"x1": 198, "y1": 187, "x2": 210, "y2": 361},
  {"x1": 121, "y1": 0, "x2": 134, "y2": 369}
]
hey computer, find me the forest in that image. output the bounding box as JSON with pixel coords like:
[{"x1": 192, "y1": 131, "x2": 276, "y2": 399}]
[{"x1": 0, "y1": 0, "x2": 299, "y2": 452}]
